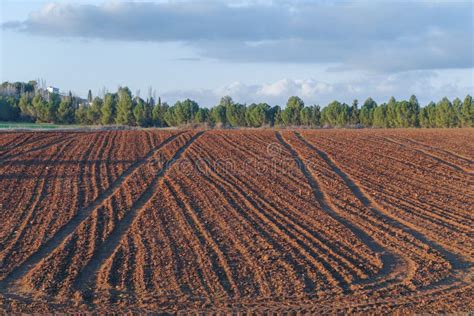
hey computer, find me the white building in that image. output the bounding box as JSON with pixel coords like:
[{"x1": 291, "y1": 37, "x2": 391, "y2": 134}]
[{"x1": 47, "y1": 86, "x2": 59, "y2": 94}]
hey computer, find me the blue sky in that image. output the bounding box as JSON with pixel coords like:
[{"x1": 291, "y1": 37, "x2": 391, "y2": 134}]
[{"x1": 1, "y1": 0, "x2": 473, "y2": 107}]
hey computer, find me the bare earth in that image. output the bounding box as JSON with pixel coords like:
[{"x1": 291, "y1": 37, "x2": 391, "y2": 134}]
[{"x1": 0, "y1": 128, "x2": 472, "y2": 313}]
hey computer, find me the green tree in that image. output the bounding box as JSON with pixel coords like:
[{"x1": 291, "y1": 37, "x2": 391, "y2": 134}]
[
  {"x1": 57, "y1": 96, "x2": 76, "y2": 124},
  {"x1": 152, "y1": 100, "x2": 169, "y2": 127},
  {"x1": 75, "y1": 104, "x2": 90, "y2": 125},
  {"x1": 45, "y1": 93, "x2": 60, "y2": 123},
  {"x1": 420, "y1": 102, "x2": 437, "y2": 128},
  {"x1": 373, "y1": 104, "x2": 388, "y2": 128},
  {"x1": 321, "y1": 101, "x2": 350, "y2": 127},
  {"x1": 270, "y1": 105, "x2": 283, "y2": 127},
  {"x1": 219, "y1": 96, "x2": 233, "y2": 108},
  {"x1": 395, "y1": 101, "x2": 410, "y2": 127},
  {"x1": 359, "y1": 97, "x2": 377, "y2": 127},
  {"x1": 194, "y1": 108, "x2": 210, "y2": 124},
  {"x1": 210, "y1": 104, "x2": 227, "y2": 127},
  {"x1": 435, "y1": 97, "x2": 458, "y2": 127},
  {"x1": 164, "y1": 105, "x2": 178, "y2": 126},
  {"x1": 386, "y1": 97, "x2": 398, "y2": 127},
  {"x1": 453, "y1": 97, "x2": 463, "y2": 126},
  {"x1": 349, "y1": 99, "x2": 360, "y2": 125},
  {"x1": 408, "y1": 95, "x2": 420, "y2": 127},
  {"x1": 300, "y1": 106, "x2": 312, "y2": 126},
  {"x1": 174, "y1": 99, "x2": 199, "y2": 125},
  {"x1": 313, "y1": 105, "x2": 321, "y2": 127},
  {"x1": 115, "y1": 87, "x2": 134, "y2": 125},
  {"x1": 0, "y1": 96, "x2": 20, "y2": 121},
  {"x1": 87, "y1": 97, "x2": 103, "y2": 125},
  {"x1": 460, "y1": 95, "x2": 473, "y2": 127},
  {"x1": 133, "y1": 97, "x2": 152, "y2": 127},
  {"x1": 18, "y1": 94, "x2": 35, "y2": 121},
  {"x1": 246, "y1": 103, "x2": 270, "y2": 127},
  {"x1": 391, "y1": 95, "x2": 419, "y2": 128},
  {"x1": 226, "y1": 102, "x2": 247, "y2": 127},
  {"x1": 32, "y1": 94, "x2": 49, "y2": 123},
  {"x1": 282, "y1": 96, "x2": 304, "y2": 126},
  {"x1": 101, "y1": 93, "x2": 116, "y2": 125}
]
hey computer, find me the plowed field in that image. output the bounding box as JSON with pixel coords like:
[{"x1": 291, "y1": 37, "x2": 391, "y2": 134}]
[{"x1": 0, "y1": 129, "x2": 472, "y2": 313}]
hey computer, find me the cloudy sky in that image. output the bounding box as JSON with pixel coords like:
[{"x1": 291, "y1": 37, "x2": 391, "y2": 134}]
[{"x1": 1, "y1": 0, "x2": 473, "y2": 107}]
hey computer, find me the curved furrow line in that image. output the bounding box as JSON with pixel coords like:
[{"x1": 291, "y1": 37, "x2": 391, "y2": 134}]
[
  {"x1": 106, "y1": 132, "x2": 133, "y2": 182},
  {"x1": 295, "y1": 132, "x2": 471, "y2": 272},
  {"x1": 0, "y1": 139, "x2": 68, "y2": 247},
  {"x1": 333, "y1": 159, "x2": 472, "y2": 218},
  {"x1": 0, "y1": 138, "x2": 76, "y2": 265},
  {"x1": 375, "y1": 190, "x2": 473, "y2": 236},
  {"x1": 290, "y1": 138, "x2": 440, "y2": 291},
  {"x1": 189, "y1": 146, "x2": 350, "y2": 294},
  {"x1": 0, "y1": 131, "x2": 186, "y2": 290},
  {"x1": 0, "y1": 133, "x2": 23, "y2": 148},
  {"x1": 185, "y1": 149, "x2": 329, "y2": 294},
  {"x1": 308, "y1": 137, "x2": 473, "y2": 255},
  {"x1": 116, "y1": 234, "x2": 138, "y2": 295},
  {"x1": 144, "y1": 129, "x2": 154, "y2": 150},
  {"x1": 184, "y1": 148, "x2": 308, "y2": 297},
  {"x1": 377, "y1": 188, "x2": 474, "y2": 226},
  {"x1": 76, "y1": 133, "x2": 102, "y2": 209},
  {"x1": 147, "y1": 188, "x2": 217, "y2": 298},
  {"x1": 193, "y1": 136, "x2": 376, "y2": 275},
  {"x1": 6, "y1": 133, "x2": 194, "y2": 297},
  {"x1": 0, "y1": 134, "x2": 34, "y2": 157},
  {"x1": 0, "y1": 134, "x2": 74, "y2": 163},
  {"x1": 382, "y1": 137, "x2": 473, "y2": 176},
  {"x1": 0, "y1": 135, "x2": 80, "y2": 207},
  {"x1": 191, "y1": 144, "x2": 373, "y2": 281},
  {"x1": 91, "y1": 173, "x2": 216, "y2": 302},
  {"x1": 193, "y1": 171, "x2": 322, "y2": 295},
  {"x1": 165, "y1": 178, "x2": 239, "y2": 298},
  {"x1": 95, "y1": 166, "x2": 217, "y2": 302},
  {"x1": 296, "y1": 133, "x2": 460, "y2": 285},
  {"x1": 35, "y1": 134, "x2": 100, "y2": 248},
  {"x1": 71, "y1": 132, "x2": 204, "y2": 294},
  {"x1": 360, "y1": 137, "x2": 469, "y2": 188},
  {"x1": 100, "y1": 132, "x2": 117, "y2": 191},
  {"x1": 135, "y1": 213, "x2": 177, "y2": 294},
  {"x1": 303, "y1": 167, "x2": 469, "y2": 282},
  {"x1": 394, "y1": 136, "x2": 474, "y2": 165},
  {"x1": 90, "y1": 132, "x2": 109, "y2": 202},
  {"x1": 130, "y1": 225, "x2": 148, "y2": 294},
  {"x1": 218, "y1": 133, "x2": 303, "y2": 188},
  {"x1": 171, "y1": 168, "x2": 274, "y2": 298},
  {"x1": 276, "y1": 132, "x2": 406, "y2": 288},
  {"x1": 314, "y1": 155, "x2": 473, "y2": 235},
  {"x1": 373, "y1": 197, "x2": 474, "y2": 259},
  {"x1": 326, "y1": 136, "x2": 470, "y2": 189},
  {"x1": 320, "y1": 136, "x2": 472, "y2": 207}
]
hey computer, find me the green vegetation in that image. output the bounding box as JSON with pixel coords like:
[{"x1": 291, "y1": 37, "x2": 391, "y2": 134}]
[
  {"x1": 0, "y1": 122, "x2": 66, "y2": 129},
  {"x1": 1, "y1": 81, "x2": 473, "y2": 129}
]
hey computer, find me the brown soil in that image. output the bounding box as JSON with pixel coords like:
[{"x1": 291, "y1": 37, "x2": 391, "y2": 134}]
[{"x1": 0, "y1": 128, "x2": 472, "y2": 313}]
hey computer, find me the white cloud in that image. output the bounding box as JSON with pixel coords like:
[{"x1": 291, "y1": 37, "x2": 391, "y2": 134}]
[
  {"x1": 258, "y1": 79, "x2": 293, "y2": 97},
  {"x1": 256, "y1": 79, "x2": 333, "y2": 98},
  {"x1": 159, "y1": 71, "x2": 473, "y2": 107},
  {"x1": 3, "y1": 1, "x2": 473, "y2": 72}
]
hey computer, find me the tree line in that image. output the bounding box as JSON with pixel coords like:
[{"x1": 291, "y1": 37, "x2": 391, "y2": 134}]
[{"x1": 0, "y1": 81, "x2": 473, "y2": 128}]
